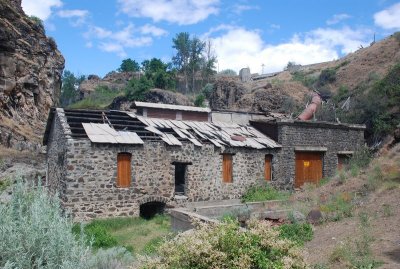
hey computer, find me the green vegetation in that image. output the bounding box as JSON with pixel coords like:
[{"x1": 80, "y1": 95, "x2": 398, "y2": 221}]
[
  {"x1": 241, "y1": 183, "x2": 290, "y2": 202},
  {"x1": 0, "y1": 180, "x2": 89, "y2": 268},
  {"x1": 278, "y1": 223, "x2": 314, "y2": 246},
  {"x1": 0, "y1": 178, "x2": 11, "y2": 193},
  {"x1": 75, "y1": 214, "x2": 171, "y2": 254},
  {"x1": 291, "y1": 70, "x2": 318, "y2": 88},
  {"x1": 342, "y1": 63, "x2": 400, "y2": 140},
  {"x1": 329, "y1": 212, "x2": 382, "y2": 268},
  {"x1": 194, "y1": 93, "x2": 205, "y2": 107},
  {"x1": 217, "y1": 69, "x2": 237, "y2": 76},
  {"x1": 320, "y1": 193, "x2": 354, "y2": 221},
  {"x1": 118, "y1": 58, "x2": 140, "y2": 72},
  {"x1": 29, "y1": 15, "x2": 44, "y2": 31},
  {"x1": 60, "y1": 70, "x2": 86, "y2": 107},
  {"x1": 140, "y1": 219, "x2": 308, "y2": 268},
  {"x1": 69, "y1": 85, "x2": 122, "y2": 109},
  {"x1": 125, "y1": 76, "x2": 154, "y2": 101},
  {"x1": 318, "y1": 68, "x2": 336, "y2": 86}
]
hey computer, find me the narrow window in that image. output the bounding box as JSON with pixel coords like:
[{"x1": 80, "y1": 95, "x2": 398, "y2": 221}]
[
  {"x1": 117, "y1": 153, "x2": 131, "y2": 188},
  {"x1": 222, "y1": 154, "x2": 233, "y2": 183},
  {"x1": 265, "y1": 155, "x2": 272, "y2": 181}
]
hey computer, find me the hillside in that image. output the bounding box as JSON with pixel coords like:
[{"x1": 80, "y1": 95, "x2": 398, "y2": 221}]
[{"x1": 0, "y1": 0, "x2": 64, "y2": 151}]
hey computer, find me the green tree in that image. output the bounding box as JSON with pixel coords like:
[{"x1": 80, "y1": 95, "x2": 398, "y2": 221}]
[
  {"x1": 142, "y1": 58, "x2": 175, "y2": 90},
  {"x1": 189, "y1": 37, "x2": 206, "y2": 92},
  {"x1": 172, "y1": 32, "x2": 191, "y2": 93},
  {"x1": 125, "y1": 76, "x2": 154, "y2": 101},
  {"x1": 118, "y1": 58, "x2": 140, "y2": 72},
  {"x1": 202, "y1": 40, "x2": 217, "y2": 84},
  {"x1": 60, "y1": 70, "x2": 85, "y2": 107}
]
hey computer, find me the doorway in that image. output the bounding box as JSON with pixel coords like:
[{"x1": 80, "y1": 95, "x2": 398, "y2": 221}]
[
  {"x1": 173, "y1": 162, "x2": 191, "y2": 195},
  {"x1": 295, "y1": 151, "x2": 323, "y2": 188}
]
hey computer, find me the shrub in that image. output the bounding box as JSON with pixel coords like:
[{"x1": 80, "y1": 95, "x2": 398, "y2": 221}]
[
  {"x1": 29, "y1": 15, "x2": 45, "y2": 32},
  {"x1": 74, "y1": 222, "x2": 119, "y2": 249},
  {"x1": 241, "y1": 183, "x2": 290, "y2": 202},
  {"x1": 0, "y1": 180, "x2": 90, "y2": 269},
  {"x1": 69, "y1": 85, "x2": 122, "y2": 109},
  {"x1": 278, "y1": 223, "x2": 314, "y2": 246},
  {"x1": 125, "y1": 76, "x2": 154, "y2": 101},
  {"x1": 87, "y1": 247, "x2": 133, "y2": 269},
  {"x1": 292, "y1": 71, "x2": 318, "y2": 88},
  {"x1": 48, "y1": 36, "x2": 57, "y2": 50},
  {"x1": 201, "y1": 83, "x2": 213, "y2": 99},
  {"x1": 194, "y1": 93, "x2": 205, "y2": 107},
  {"x1": 318, "y1": 68, "x2": 336, "y2": 86},
  {"x1": 140, "y1": 219, "x2": 308, "y2": 269}
]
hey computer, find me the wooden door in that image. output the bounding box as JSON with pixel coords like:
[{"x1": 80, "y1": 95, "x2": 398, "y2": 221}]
[
  {"x1": 222, "y1": 154, "x2": 233, "y2": 183},
  {"x1": 117, "y1": 153, "x2": 131, "y2": 187},
  {"x1": 265, "y1": 155, "x2": 272, "y2": 181},
  {"x1": 295, "y1": 152, "x2": 323, "y2": 188}
]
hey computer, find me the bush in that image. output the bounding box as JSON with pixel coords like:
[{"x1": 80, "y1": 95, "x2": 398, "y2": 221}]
[
  {"x1": 318, "y1": 68, "x2": 336, "y2": 86},
  {"x1": 278, "y1": 223, "x2": 314, "y2": 246},
  {"x1": 125, "y1": 77, "x2": 154, "y2": 101},
  {"x1": 291, "y1": 71, "x2": 318, "y2": 88},
  {"x1": 29, "y1": 15, "x2": 45, "y2": 32},
  {"x1": 69, "y1": 85, "x2": 122, "y2": 109},
  {"x1": 0, "y1": 180, "x2": 90, "y2": 269},
  {"x1": 241, "y1": 183, "x2": 290, "y2": 202},
  {"x1": 194, "y1": 93, "x2": 205, "y2": 107},
  {"x1": 140, "y1": 219, "x2": 308, "y2": 268},
  {"x1": 88, "y1": 247, "x2": 133, "y2": 269}
]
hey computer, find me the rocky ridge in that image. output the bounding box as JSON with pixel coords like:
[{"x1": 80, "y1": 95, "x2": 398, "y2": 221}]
[{"x1": 0, "y1": 0, "x2": 65, "y2": 151}]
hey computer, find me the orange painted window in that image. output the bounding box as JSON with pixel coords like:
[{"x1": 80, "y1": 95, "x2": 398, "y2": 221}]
[
  {"x1": 117, "y1": 153, "x2": 131, "y2": 188},
  {"x1": 222, "y1": 154, "x2": 233, "y2": 183},
  {"x1": 265, "y1": 155, "x2": 272, "y2": 181}
]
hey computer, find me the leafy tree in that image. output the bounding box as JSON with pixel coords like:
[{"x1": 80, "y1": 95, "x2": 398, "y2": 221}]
[
  {"x1": 60, "y1": 70, "x2": 85, "y2": 107},
  {"x1": 189, "y1": 37, "x2": 206, "y2": 92},
  {"x1": 125, "y1": 76, "x2": 154, "y2": 101},
  {"x1": 142, "y1": 58, "x2": 175, "y2": 90},
  {"x1": 194, "y1": 94, "x2": 205, "y2": 107},
  {"x1": 172, "y1": 32, "x2": 191, "y2": 93},
  {"x1": 118, "y1": 58, "x2": 140, "y2": 72},
  {"x1": 201, "y1": 40, "x2": 217, "y2": 84}
]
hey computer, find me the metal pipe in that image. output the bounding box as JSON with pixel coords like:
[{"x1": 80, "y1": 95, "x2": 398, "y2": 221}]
[{"x1": 297, "y1": 92, "x2": 322, "y2": 121}]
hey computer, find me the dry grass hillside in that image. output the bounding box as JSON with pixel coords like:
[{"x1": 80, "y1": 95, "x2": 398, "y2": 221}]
[{"x1": 288, "y1": 143, "x2": 400, "y2": 268}]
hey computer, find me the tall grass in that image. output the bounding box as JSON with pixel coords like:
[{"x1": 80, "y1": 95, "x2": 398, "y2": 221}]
[
  {"x1": 241, "y1": 183, "x2": 290, "y2": 202},
  {"x1": 69, "y1": 86, "x2": 122, "y2": 109}
]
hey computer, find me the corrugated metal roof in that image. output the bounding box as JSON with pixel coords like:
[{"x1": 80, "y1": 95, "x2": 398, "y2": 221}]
[
  {"x1": 82, "y1": 123, "x2": 144, "y2": 144},
  {"x1": 131, "y1": 114, "x2": 281, "y2": 149},
  {"x1": 134, "y1": 101, "x2": 211, "y2": 113}
]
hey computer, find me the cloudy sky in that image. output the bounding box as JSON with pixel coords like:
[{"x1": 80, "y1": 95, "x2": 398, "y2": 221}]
[{"x1": 21, "y1": 0, "x2": 400, "y2": 77}]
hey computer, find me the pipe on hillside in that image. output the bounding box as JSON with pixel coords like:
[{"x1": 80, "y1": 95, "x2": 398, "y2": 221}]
[{"x1": 297, "y1": 92, "x2": 322, "y2": 121}]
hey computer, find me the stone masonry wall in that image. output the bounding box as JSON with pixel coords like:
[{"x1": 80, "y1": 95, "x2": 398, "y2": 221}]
[
  {"x1": 271, "y1": 121, "x2": 365, "y2": 188},
  {"x1": 60, "y1": 130, "x2": 276, "y2": 220}
]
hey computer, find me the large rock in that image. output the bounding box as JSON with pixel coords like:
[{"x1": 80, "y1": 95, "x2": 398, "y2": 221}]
[{"x1": 0, "y1": 0, "x2": 65, "y2": 150}]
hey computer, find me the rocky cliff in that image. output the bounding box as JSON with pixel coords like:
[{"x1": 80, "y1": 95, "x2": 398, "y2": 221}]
[{"x1": 0, "y1": 0, "x2": 64, "y2": 151}]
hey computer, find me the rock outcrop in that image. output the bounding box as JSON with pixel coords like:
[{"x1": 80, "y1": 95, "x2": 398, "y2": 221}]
[
  {"x1": 109, "y1": 88, "x2": 193, "y2": 111},
  {"x1": 0, "y1": 0, "x2": 65, "y2": 151},
  {"x1": 79, "y1": 71, "x2": 140, "y2": 98}
]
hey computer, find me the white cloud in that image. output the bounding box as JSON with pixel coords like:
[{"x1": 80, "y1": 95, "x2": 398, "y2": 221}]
[
  {"x1": 232, "y1": 4, "x2": 259, "y2": 15},
  {"x1": 57, "y1": 9, "x2": 89, "y2": 26},
  {"x1": 117, "y1": 0, "x2": 219, "y2": 25},
  {"x1": 140, "y1": 24, "x2": 168, "y2": 37},
  {"x1": 326, "y1": 13, "x2": 351, "y2": 25},
  {"x1": 374, "y1": 3, "x2": 400, "y2": 29},
  {"x1": 85, "y1": 24, "x2": 153, "y2": 57},
  {"x1": 206, "y1": 25, "x2": 371, "y2": 74},
  {"x1": 21, "y1": 0, "x2": 63, "y2": 20}
]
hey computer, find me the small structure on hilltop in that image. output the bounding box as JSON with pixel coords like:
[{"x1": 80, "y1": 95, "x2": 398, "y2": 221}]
[{"x1": 43, "y1": 102, "x2": 365, "y2": 220}]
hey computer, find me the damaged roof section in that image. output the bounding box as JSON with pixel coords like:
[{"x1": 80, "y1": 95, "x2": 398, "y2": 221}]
[{"x1": 44, "y1": 108, "x2": 280, "y2": 149}]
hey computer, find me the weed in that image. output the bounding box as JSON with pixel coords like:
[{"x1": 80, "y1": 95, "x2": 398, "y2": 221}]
[
  {"x1": 320, "y1": 193, "x2": 353, "y2": 221},
  {"x1": 329, "y1": 212, "x2": 381, "y2": 268},
  {"x1": 334, "y1": 60, "x2": 350, "y2": 70},
  {"x1": 278, "y1": 223, "x2": 314, "y2": 246},
  {"x1": 73, "y1": 222, "x2": 118, "y2": 249},
  {"x1": 291, "y1": 71, "x2": 318, "y2": 88},
  {"x1": 318, "y1": 68, "x2": 336, "y2": 86},
  {"x1": 241, "y1": 183, "x2": 290, "y2": 202},
  {"x1": 142, "y1": 236, "x2": 165, "y2": 255},
  {"x1": 69, "y1": 86, "x2": 122, "y2": 109},
  {"x1": 382, "y1": 204, "x2": 393, "y2": 217},
  {"x1": 0, "y1": 178, "x2": 11, "y2": 193}
]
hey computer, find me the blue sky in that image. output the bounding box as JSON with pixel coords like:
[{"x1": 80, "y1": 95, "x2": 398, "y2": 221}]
[{"x1": 21, "y1": 0, "x2": 400, "y2": 77}]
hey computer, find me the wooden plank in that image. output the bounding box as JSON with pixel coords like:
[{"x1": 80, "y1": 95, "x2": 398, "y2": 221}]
[{"x1": 117, "y1": 153, "x2": 131, "y2": 188}]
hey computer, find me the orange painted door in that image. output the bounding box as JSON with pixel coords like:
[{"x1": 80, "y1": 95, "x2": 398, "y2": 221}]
[
  {"x1": 265, "y1": 155, "x2": 272, "y2": 181},
  {"x1": 117, "y1": 153, "x2": 131, "y2": 187},
  {"x1": 295, "y1": 152, "x2": 323, "y2": 188},
  {"x1": 222, "y1": 154, "x2": 233, "y2": 183}
]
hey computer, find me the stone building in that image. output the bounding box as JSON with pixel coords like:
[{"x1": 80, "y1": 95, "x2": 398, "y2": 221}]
[
  {"x1": 250, "y1": 119, "x2": 366, "y2": 188},
  {"x1": 43, "y1": 102, "x2": 365, "y2": 220},
  {"x1": 43, "y1": 105, "x2": 281, "y2": 220}
]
